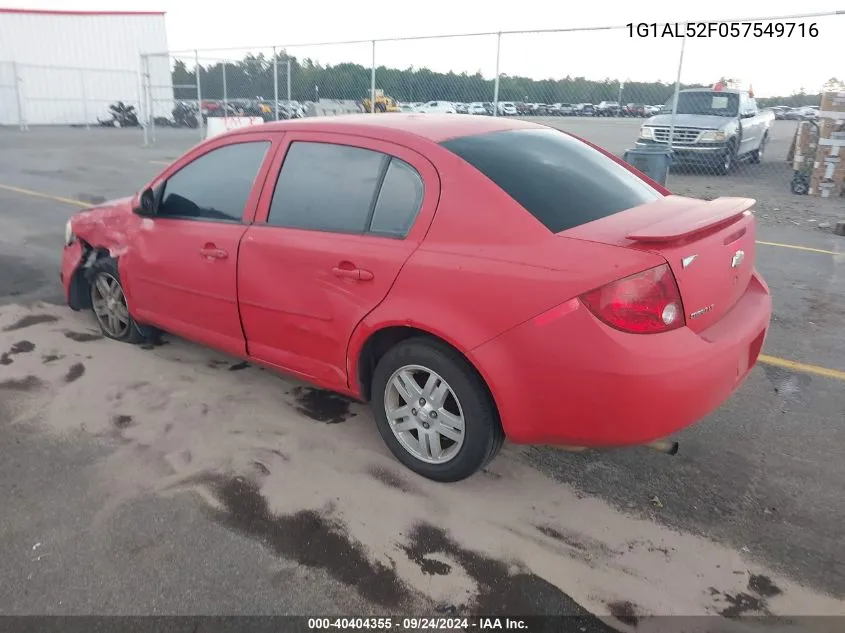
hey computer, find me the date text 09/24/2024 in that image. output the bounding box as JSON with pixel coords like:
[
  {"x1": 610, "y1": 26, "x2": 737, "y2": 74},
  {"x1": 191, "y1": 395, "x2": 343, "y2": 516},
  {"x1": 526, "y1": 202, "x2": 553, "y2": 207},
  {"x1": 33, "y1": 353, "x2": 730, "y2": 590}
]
[
  {"x1": 307, "y1": 617, "x2": 531, "y2": 630},
  {"x1": 627, "y1": 22, "x2": 819, "y2": 38}
]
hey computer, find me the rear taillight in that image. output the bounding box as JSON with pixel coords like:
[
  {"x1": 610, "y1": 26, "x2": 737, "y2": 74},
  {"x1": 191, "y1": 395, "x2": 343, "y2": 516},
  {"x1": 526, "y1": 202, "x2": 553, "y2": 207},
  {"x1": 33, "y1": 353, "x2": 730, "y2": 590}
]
[{"x1": 580, "y1": 264, "x2": 685, "y2": 334}]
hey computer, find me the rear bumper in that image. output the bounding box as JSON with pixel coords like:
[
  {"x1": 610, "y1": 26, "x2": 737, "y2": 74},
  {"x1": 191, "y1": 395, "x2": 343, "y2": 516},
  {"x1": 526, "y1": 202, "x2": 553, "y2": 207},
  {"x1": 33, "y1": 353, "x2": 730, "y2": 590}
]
[{"x1": 471, "y1": 270, "x2": 772, "y2": 446}]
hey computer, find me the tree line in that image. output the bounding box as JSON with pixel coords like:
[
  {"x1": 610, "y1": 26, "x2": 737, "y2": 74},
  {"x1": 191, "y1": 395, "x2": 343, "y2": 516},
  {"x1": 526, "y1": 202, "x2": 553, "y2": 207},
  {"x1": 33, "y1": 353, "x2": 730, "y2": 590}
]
[{"x1": 170, "y1": 52, "x2": 829, "y2": 108}]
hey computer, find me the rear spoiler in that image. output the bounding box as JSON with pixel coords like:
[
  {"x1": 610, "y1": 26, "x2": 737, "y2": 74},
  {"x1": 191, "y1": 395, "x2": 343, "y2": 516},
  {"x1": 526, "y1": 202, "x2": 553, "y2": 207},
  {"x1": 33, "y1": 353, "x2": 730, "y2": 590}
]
[{"x1": 626, "y1": 197, "x2": 755, "y2": 243}]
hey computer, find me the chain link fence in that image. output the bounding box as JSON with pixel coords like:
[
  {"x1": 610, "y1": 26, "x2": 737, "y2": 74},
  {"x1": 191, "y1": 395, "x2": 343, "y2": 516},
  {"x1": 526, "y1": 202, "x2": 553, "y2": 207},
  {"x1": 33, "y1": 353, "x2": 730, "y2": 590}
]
[
  {"x1": 0, "y1": 61, "x2": 142, "y2": 129},
  {"x1": 3, "y1": 12, "x2": 843, "y2": 205}
]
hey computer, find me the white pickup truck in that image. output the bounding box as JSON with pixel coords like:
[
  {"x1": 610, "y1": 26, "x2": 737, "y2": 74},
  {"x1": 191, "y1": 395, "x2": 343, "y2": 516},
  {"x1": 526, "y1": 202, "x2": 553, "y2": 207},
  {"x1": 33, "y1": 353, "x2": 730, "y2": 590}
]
[{"x1": 636, "y1": 88, "x2": 775, "y2": 175}]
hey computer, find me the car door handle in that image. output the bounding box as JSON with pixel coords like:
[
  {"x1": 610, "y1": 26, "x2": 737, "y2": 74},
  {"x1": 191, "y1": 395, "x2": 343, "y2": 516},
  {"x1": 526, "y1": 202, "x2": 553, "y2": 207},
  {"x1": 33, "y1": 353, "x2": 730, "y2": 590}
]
[
  {"x1": 332, "y1": 265, "x2": 374, "y2": 281},
  {"x1": 199, "y1": 245, "x2": 228, "y2": 260}
]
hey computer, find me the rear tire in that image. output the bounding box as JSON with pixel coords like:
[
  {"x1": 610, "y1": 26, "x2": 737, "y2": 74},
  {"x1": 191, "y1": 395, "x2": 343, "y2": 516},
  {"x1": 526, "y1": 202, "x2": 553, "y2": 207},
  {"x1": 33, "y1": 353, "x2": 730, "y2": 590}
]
[
  {"x1": 86, "y1": 257, "x2": 149, "y2": 345},
  {"x1": 371, "y1": 338, "x2": 504, "y2": 482}
]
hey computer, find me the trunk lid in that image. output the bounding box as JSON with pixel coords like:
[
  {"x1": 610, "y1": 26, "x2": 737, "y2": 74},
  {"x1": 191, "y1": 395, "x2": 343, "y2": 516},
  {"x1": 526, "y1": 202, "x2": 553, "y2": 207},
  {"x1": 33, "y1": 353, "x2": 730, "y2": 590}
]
[{"x1": 560, "y1": 195, "x2": 757, "y2": 333}]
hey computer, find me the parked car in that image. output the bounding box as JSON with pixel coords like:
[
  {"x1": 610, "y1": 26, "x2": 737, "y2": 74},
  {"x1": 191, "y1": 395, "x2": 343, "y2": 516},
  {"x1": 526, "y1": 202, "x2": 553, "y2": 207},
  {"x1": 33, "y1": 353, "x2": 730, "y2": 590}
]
[
  {"x1": 771, "y1": 105, "x2": 791, "y2": 120},
  {"x1": 782, "y1": 107, "x2": 804, "y2": 120},
  {"x1": 624, "y1": 103, "x2": 647, "y2": 118},
  {"x1": 417, "y1": 101, "x2": 457, "y2": 114},
  {"x1": 797, "y1": 106, "x2": 819, "y2": 120},
  {"x1": 555, "y1": 103, "x2": 575, "y2": 116},
  {"x1": 455, "y1": 103, "x2": 469, "y2": 114},
  {"x1": 573, "y1": 103, "x2": 595, "y2": 116},
  {"x1": 644, "y1": 105, "x2": 662, "y2": 116},
  {"x1": 59, "y1": 115, "x2": 772, "y2": 482},
  {"x1": 637, "y1": 88, "x2": 776, "y2": 175},
  {"x1": 596, "y1": 101, "x2": 622, "y2": 117},
  {"x1": 467, "y1": 102, "x2": 488, "y2": 115},
  {"x1": 497, "y1": 102, "x2": 518, "y2": 116}
]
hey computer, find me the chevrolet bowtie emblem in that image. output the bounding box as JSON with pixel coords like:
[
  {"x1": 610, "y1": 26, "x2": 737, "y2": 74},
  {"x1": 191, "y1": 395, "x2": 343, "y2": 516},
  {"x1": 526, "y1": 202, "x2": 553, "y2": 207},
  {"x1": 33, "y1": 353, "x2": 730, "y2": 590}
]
[
  {"x1": 681, "y1": 254, "x2": 698, "y2": 269},
  {"x1": 731, "y1": 250, "x2": 745, "y2": 268}
]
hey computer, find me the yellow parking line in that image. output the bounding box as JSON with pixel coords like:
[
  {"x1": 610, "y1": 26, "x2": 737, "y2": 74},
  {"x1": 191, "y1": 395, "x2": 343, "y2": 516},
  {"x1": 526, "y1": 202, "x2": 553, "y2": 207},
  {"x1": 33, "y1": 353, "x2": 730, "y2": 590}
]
[
  {"x1": 758, "y1": 354, "x2": 845, "y2": 382},
  {"x1": 0, "y1": 183, "x2": 90, "y2": 208},
  {"x1": 0, "y1": 181, "x2": 840, "y2": 260},
  {"x1": 3, "y1": 177, "x2": 844, "y2": 381},
  {"x1": 756, "y1": 240, "x2": 837, "y2": 256}
]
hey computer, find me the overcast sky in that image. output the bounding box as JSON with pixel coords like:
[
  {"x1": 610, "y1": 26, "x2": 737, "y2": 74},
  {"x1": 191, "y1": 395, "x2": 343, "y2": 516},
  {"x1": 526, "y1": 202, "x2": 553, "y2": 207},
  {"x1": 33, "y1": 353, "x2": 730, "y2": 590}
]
[{"x1": 7, "y1": 0, "x2": 845, "y2": 98}]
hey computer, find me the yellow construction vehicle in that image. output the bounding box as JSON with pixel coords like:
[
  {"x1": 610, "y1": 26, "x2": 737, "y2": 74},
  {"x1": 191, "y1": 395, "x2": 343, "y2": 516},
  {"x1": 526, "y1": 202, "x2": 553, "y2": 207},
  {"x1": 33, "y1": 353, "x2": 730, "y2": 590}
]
[{"x1": 361, "y1": 89, "x2": 402, "y2": 113}]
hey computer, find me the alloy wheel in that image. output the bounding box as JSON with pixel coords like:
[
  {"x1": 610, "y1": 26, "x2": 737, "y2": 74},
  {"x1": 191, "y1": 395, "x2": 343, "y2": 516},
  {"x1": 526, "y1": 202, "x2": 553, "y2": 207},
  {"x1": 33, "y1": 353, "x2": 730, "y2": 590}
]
[
  {"x1": 91, "y1": 272, "x2": 131, "y2": 338},
  {"x1": 383, "y1": 364, "x2": 466, "y2": 464}
]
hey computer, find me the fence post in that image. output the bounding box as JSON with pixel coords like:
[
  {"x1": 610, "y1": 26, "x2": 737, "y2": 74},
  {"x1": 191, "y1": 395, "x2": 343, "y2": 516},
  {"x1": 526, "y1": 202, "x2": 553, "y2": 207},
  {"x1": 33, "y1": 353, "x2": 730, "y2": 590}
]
[
  {"x1": 140, "y1": 54, "x2": 148, "y2": 145},
  {"x1": 137, "y1": 53, "x2": 147, "y2": 146},
  {"x1": 79, "y1": 69, "x2": 89, "y2": 129},
  {"x1": 222, "y1": 61, "x2": 228, "y2": 114},
  {"x1": 666, "y1": 28, "x2": 687, "y2": 187},
  {"x1": 492, "y1": 32, "x2": 501, "y2": 117},
  {"x1": 12, "y1": 61, "x2": 27, "y2": 131},
  {"x1": 286, "y1": 59, "x2": 291, "y2": 102},
  {"x1": 195, "y1": 49, "x2": 203, "y2": 139},
  {"x1": 370, "y1": 40, "x2": 376, "y2": 113},
  {"x1": 273, "y1": 46, "x2": 279, "y2": 121},
  {"x1": 149, "y1": 56, "x2": 157, "y2": 144}
]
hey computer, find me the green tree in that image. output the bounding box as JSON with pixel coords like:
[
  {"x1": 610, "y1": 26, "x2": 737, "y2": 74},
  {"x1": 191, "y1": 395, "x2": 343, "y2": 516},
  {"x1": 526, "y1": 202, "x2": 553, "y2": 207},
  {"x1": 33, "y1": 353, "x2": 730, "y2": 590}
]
[{"x1": 171, "y1": 52, "x2": 822, "y2": 108}]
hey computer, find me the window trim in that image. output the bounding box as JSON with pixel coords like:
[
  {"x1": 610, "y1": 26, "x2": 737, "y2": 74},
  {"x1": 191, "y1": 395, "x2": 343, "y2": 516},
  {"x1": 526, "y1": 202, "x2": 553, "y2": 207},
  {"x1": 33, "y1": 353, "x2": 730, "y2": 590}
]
[
  {"x1": 262, "y1": 139, "x2": 426, "y2": 240},
  {"x1": 151, "y1": 137, "x2": 275, "y2": 225}
]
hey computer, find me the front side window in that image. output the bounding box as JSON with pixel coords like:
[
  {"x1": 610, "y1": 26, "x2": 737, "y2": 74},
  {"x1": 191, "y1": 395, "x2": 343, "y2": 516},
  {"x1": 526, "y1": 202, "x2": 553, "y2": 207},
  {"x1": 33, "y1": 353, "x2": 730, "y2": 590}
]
[{"x1": 158, "y1": 141, "x2": 270, "y2": 222}]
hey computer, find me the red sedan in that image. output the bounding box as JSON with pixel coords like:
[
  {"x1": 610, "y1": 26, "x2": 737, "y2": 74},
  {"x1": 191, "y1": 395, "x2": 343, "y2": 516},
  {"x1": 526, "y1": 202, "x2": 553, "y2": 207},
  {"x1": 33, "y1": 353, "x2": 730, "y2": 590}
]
[{"x1": 60, "y1": 114, "x2": 772, "y2": 482}]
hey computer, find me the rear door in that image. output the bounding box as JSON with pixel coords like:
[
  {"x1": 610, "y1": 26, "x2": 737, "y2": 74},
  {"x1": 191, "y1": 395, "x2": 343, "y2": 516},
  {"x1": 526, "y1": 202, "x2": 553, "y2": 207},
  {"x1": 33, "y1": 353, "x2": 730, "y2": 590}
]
[{"x1": 237, "y1": 132, "x2": 440, "y2": 391}]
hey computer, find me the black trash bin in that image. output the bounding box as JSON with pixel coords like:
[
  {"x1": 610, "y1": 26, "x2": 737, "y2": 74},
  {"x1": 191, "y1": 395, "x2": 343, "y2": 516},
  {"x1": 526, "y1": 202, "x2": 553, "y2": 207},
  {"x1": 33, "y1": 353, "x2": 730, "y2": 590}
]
[{"x1": 623, "y1": 146, "x2": 672, "y2": 187}]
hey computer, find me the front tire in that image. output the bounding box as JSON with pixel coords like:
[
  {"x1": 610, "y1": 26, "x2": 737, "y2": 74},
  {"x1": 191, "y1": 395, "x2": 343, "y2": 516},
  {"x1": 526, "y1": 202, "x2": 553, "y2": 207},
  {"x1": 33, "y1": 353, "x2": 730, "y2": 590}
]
[
  {"x1": 714, "y1": 142, "x2": 736, "y2": 175},
  {"x1": 371, "y1": 338, "x2": 504, "y2": 482},
  {"x1": 749, "y1": 133, "x2": 768, "y2": 164},
  {"x1": 87, "y1": 257, "x2": 148, "y2": 344}
]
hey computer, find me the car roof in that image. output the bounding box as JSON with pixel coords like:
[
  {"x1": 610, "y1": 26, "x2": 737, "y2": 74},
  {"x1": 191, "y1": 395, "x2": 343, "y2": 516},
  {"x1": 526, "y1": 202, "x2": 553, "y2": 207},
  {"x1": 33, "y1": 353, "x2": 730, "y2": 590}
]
[{"x1": 227, "y1": 113, "x2": 544, "y2": 144}]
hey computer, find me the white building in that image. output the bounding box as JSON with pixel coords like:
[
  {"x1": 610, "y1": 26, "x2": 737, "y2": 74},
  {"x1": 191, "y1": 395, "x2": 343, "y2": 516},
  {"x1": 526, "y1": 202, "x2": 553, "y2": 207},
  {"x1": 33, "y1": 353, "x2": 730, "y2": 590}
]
[{"x1": 0, "y1": 8, "x2": 174, "y2": 126}]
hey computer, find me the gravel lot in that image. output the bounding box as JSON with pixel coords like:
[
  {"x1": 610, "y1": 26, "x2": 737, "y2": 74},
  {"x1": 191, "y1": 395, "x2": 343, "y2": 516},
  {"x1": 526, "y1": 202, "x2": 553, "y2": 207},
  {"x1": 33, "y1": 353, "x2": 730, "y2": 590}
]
[{"x1": 0, "y1": 122, "x2": 843, "y2": 624}]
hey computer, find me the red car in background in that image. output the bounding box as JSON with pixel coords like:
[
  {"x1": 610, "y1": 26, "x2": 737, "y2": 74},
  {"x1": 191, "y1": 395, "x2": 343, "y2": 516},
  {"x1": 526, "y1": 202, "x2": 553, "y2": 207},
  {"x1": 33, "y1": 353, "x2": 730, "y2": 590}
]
[{"x1": 60, "y1": 114, "x2": 772, "y2": 482}]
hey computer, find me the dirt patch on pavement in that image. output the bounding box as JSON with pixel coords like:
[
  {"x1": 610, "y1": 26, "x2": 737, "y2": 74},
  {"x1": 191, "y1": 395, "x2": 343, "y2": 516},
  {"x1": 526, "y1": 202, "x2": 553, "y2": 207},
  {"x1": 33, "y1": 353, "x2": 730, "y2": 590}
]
[{"x1": 1, "y1": 301, "x2": 843, "y2": 622}]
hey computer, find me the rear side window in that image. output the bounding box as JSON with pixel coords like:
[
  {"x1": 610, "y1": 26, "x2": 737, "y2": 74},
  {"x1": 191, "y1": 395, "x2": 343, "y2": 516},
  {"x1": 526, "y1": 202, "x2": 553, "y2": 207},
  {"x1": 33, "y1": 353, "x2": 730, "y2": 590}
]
[
  {"x1": 440, "y1": 129, "x2": 661, "y2": 233},
  {"x1": 268, "y1": 141, "x2": 424, "y2": 237},
  {"x1": 369, "y1": 159, "x2": 424, "y2": 237},
  {"x1": 268, "y1": 142, "x2": 385, "y2": 233}
]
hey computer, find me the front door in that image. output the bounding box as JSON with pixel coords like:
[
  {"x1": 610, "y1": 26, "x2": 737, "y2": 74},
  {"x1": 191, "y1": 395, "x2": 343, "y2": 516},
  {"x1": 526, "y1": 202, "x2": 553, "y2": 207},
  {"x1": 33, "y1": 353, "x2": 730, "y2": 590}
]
[
  {"x1": 126, "y1": 133, "x2": 279, "y2": 356},
  {"x1": 238, "y1": 132, "x2": 440, "y2": 392}
]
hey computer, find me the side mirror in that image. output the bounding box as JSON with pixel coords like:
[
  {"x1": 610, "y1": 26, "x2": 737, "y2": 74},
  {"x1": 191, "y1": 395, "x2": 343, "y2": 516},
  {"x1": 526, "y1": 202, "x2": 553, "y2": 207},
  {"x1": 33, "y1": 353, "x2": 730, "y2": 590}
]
[{"x1": 133, "y1": 188, "x2": 156, "y2": 216}]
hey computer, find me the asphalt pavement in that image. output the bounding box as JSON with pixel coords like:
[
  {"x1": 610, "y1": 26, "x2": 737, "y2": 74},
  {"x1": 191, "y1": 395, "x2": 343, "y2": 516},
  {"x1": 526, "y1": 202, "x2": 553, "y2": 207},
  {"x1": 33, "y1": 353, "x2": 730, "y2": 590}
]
[{"x1": 0, "y1": 123, "x2": 842, "y2": 621}]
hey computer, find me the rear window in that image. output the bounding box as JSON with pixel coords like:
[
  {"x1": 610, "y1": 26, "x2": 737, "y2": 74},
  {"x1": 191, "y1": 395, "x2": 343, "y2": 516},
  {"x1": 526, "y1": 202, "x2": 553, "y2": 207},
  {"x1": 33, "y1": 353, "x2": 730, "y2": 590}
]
[{"x1": 440, "y1": 128, "x2": 662, "y2": 233}]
